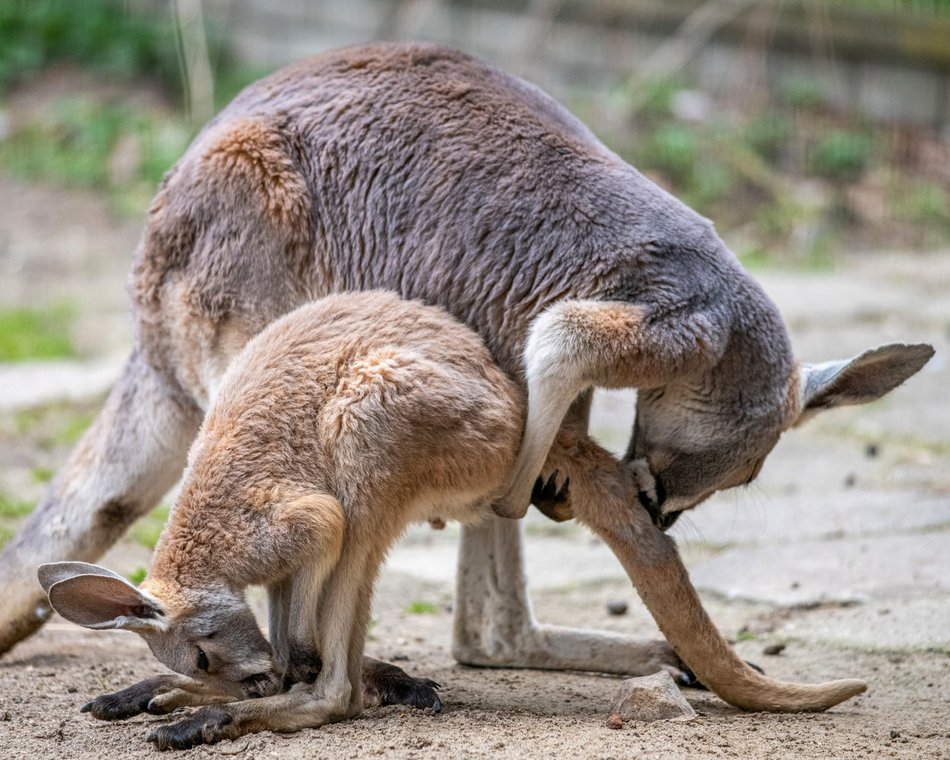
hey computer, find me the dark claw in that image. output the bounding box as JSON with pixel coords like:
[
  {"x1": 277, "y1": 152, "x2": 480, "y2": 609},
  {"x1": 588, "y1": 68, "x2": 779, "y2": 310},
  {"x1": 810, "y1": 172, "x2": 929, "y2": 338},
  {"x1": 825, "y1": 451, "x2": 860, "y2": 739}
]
[{"x1": 531, "y1": 470, "x2": 573, "y2": 522}]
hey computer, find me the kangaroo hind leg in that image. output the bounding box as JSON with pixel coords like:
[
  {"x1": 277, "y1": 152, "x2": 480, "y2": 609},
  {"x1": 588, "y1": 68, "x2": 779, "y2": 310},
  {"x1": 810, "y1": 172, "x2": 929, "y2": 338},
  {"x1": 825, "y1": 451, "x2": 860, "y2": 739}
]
[{"x1": 0, "y1": 350, "x2": 202, "y2": 654}]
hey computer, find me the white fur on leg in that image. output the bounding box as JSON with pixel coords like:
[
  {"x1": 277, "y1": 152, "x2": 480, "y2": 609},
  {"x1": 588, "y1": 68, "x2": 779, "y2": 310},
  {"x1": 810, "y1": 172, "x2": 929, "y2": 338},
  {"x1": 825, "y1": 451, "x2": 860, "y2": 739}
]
[{"x1": 495, "y1": 305, "x2": 589, "y2": 518}]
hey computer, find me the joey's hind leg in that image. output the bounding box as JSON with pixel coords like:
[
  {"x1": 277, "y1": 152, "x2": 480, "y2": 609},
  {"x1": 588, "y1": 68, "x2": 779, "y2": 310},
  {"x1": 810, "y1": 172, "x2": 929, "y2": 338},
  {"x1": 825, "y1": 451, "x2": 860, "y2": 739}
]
[
  {"x1": 0, "y1": 351, "x2": 201, "y2": 655},
  {"x1": 265, "y1": 506, "x2": 439, "y2": 711}
]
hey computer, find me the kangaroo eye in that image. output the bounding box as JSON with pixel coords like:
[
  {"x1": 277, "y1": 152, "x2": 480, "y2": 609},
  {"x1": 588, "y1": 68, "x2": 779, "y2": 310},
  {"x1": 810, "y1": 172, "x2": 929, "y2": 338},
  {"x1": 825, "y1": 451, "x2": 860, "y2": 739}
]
[{"x1": 196, "y1": 647, "x2": 210, "y2": 671}]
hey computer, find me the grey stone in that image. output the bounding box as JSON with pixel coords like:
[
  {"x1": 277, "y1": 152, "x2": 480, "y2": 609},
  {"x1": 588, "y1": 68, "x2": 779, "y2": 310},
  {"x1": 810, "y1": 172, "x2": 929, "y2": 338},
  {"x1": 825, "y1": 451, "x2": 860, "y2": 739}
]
[{"x1": 608, "y1": 671, "x2": 697, "y2": 723}]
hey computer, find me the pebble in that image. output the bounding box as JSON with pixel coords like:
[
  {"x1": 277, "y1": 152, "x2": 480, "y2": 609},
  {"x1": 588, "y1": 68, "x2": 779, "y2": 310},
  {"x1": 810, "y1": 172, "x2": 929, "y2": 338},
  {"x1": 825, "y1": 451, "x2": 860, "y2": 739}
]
[
  {"x1": 606, "y1": 600, "x2": 628, "y2": 616},
  {"x1": 606, "y1": 713, "x2": 624, "y2": 730},
  {"x1": 763, "y1": 643, "x2": 787, "y2": 656},
  {"x1": 608, "y1": 671, "x2": 697, "y2": 723}
]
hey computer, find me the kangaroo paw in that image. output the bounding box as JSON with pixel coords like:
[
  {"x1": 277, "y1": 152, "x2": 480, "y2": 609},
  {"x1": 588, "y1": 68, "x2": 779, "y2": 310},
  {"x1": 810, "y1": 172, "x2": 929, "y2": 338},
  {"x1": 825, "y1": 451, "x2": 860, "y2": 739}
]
[{"x1": 531, "y1": 470, "x2": 573, "y2": 522}]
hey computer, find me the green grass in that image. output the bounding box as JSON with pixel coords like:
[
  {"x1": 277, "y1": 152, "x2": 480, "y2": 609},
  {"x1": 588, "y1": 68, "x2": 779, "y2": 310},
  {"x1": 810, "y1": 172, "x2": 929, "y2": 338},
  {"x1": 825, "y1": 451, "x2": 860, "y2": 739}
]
[
  {"x1": 0, "y1": 525, "x2": 13, "y2": 550},
  {"x1": 0, "y1": 492, "x2": 34, "y2": 518},
  {"x1": 53, "y1": 411, "x2": 94, "y2": 446},
  {"x1": 0, "y1": 305, "x2": 76, "y2": 362},
  {"x1": 31, "y1": 466, "x2": 54, "y2": 484},
  {"x1": 0, "y1": 97, "x2": 194, "y2": 214},
  {"x1": 129, "y1": 505, "x2": 170, "y2": 550},
  {"x1": 0, "y1": 0, "x2": 187, "y2": 97},
  {"x1": 127, "y1": 566, "x2": 147, "y2": 585},
  {"x1": 405, "y1": 600, "x2": 438, "y2": 615}
]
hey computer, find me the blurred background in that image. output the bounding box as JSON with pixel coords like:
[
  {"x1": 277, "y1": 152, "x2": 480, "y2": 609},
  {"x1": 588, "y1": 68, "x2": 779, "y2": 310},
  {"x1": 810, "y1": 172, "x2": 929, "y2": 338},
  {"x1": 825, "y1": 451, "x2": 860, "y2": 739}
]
[{"x1": 0, "y1": 0, "x2": 947, "y2": 648}]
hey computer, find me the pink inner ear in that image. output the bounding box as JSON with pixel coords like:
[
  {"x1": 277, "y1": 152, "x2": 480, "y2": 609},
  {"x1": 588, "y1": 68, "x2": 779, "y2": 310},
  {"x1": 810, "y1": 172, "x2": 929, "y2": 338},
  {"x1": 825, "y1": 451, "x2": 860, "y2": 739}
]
[{"x1": 48, "y1": 574, "x2": 153, "y2": 628}]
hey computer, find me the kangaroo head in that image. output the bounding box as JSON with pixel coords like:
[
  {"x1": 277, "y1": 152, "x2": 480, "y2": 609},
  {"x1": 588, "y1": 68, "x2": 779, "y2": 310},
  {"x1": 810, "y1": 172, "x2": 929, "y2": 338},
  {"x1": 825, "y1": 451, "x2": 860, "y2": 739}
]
[
  {"x1": 38, "y1": 562, "x2": 280, "y2": 698},
  {"x1": 627, "y1": 342, "x2": 934, "y2": 529}
]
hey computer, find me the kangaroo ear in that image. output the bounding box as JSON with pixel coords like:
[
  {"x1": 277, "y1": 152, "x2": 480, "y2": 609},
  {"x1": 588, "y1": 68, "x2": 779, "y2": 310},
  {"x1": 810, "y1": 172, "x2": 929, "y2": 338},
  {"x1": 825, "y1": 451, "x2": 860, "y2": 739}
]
[
  {"x1": 39, "y1": 563, "x2": 165, "y2": 632},
  {"x1": 797, "y1": 343, "x2": 934, "y2": 422},
  {"x1": 38, "y1": 561, "x2": 129, "y2": 595}
]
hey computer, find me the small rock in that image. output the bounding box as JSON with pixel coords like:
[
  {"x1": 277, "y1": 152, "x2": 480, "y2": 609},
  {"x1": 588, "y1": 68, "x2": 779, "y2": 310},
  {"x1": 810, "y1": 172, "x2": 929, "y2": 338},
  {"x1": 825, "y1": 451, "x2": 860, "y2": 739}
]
[
  {"x1": 608, "y1": 670, "x2": 697, "y2": 723},
  {"x1": 763, "y1": 643, "x2": 786, "y2": 656},
  {"x1": 606, "y1": 713, "x2": 624, "y2": 730},
  {"x1": 606, "y1": 600, "x2": 628, "y2": 616},
  {"x1": 865, "y1": 443, "x2": 880, "y2": 459},
  {"x1": 889, "y1": 729, "x2": 901, "y2": 739}
]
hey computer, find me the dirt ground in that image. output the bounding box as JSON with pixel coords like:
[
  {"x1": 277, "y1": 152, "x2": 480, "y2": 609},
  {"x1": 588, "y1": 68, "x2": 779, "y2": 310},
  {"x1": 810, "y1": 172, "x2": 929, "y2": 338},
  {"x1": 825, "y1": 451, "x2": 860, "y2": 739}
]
[{"x1": 0, "y1": 174, "x2": 948, "y2": 759}]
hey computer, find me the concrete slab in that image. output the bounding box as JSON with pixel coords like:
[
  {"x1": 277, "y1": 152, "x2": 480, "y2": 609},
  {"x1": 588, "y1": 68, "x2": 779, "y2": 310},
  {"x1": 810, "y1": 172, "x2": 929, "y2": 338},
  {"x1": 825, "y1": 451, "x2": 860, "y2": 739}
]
[
  {"x1": 0, "y1": 356, "x2": 123, "y2": 411},
  {"x1": 777, "y1": 595, "x2": 950, "y2": 651},
  {"x1": 689, "y1": 532, "x2": 950, "y2": 606}
]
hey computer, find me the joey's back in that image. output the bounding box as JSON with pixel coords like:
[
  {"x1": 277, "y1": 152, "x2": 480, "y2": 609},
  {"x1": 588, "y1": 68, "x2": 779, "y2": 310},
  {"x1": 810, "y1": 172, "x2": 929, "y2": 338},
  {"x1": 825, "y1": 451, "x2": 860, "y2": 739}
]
[{"x1": 177, "y1": 292, "x2": 523, "y2": 547}]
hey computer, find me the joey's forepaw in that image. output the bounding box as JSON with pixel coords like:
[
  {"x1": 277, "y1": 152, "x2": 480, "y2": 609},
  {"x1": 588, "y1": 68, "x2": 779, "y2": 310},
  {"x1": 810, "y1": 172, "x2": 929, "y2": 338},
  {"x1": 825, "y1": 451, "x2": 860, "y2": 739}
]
[
  {"x1": 81, "y1": 680, "x2": 169, "y2": 720},
  {"x1": 147, "y1": 706, "x2": 235, "y2": 750},
  {"x1": 531, "y1": 470, "x2": 573, "y2": 522}
]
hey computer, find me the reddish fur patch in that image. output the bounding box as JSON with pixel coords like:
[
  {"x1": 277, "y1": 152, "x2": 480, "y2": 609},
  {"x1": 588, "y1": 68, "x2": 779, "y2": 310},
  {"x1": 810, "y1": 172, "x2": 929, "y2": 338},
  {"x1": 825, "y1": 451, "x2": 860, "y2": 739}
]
[{"x1": 202, "y1": 119, "x2": 309, "y2": 229}]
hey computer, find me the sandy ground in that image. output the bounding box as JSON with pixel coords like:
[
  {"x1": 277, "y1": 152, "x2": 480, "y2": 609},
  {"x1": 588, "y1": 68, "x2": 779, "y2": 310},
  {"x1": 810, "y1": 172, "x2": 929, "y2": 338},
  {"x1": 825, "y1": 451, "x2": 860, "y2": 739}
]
[{"x1": 0, "y1": 174, "x2": 948, "y2": 759}]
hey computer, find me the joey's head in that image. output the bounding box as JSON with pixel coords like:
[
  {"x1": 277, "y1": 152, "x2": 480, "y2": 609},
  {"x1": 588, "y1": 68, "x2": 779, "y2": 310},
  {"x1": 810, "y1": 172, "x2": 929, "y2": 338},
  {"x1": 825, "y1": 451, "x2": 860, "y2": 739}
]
[
  {"x1": 626, "y1": 341, "x2": 934, "y2": 531},
  {"x1": 38, "y1": 562, "x2": 280, "y2": 699}
]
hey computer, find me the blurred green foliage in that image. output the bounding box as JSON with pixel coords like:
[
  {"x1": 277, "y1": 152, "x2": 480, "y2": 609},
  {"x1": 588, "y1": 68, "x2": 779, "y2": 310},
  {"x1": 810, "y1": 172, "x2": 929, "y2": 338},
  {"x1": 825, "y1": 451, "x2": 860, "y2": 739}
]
[
  {"x1": 31, "y1": 466, "x2": 54, "y2": 484},
  {"x1": 600, "y1": 68, "x2": 950, "y2": 260},
  {"x1": 0, "y1": 96, "x2": 194, "y2": 212},
  {"x1": 128, "y1": 566, "x2": 148, "y2": 585},
  {"x1": 405, "y1": 600, "x2": 438, "y2": 615},
  {"x1": 0, "y1": 491, "x2": 34, "y2": 518},
  {"x1": 0, "y1": 0, "x2": 182, "y2": 96},
  {"x1": 0, "y1": 305, "x2": 76, "y2": 361},
  {"x1": 130, "y1": 504, "x2": 170, "y2": 549},
  {"x1": 0, "y1": 1, "x2": 268, "y2": 214},
  {"x1": 809, "y1": 131, "x2": 874, "y2": 180}
]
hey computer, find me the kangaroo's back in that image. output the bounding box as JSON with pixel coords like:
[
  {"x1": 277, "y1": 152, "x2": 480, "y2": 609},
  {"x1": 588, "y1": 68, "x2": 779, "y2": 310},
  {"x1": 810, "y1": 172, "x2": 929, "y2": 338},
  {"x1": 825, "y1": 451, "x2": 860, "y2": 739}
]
[{"x1": 133, "y1": 42, "x2": 721, "y2": 388}]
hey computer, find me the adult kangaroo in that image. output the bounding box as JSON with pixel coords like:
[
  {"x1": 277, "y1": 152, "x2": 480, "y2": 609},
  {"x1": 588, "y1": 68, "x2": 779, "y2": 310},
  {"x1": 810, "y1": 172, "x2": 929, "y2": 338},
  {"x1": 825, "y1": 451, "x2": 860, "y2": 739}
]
[{"x1": 1, "y1": 41, "x2": 931, "y2": 692}]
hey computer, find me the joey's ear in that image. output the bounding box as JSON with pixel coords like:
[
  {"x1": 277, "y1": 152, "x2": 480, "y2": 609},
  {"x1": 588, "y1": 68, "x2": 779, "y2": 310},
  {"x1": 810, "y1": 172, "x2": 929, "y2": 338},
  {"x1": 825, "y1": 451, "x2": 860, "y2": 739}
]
[
  {"x1": 797, "y1": 343, "x2": 934, "y2": 422},
  {"x1": 40, "y1": 564, "x2": 166, "y2": 632},
  {"x1": 38, "y1": 561, "x2": 130, "y2": 595}
]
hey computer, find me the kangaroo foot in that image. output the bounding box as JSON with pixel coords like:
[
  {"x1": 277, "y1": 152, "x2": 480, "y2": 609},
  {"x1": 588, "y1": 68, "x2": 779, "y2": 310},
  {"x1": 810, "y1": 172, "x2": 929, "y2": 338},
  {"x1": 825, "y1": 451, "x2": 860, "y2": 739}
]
[
  {"x1": 147, "y1": 705, "x2": 236, "y2": 750},
  {"x1": 362, "y1": 657, "x2": 442, "y2": 712}
]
